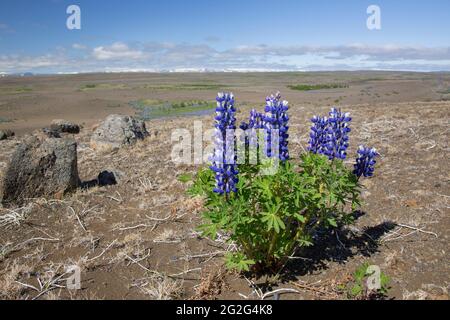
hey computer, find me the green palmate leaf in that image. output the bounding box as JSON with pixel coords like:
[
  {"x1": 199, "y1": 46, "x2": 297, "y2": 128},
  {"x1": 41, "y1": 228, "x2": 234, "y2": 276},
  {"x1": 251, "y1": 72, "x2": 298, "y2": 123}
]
[
  {"x1": 298, "y1": 234, "x2": 313, "y2": 247},
  {"x1": 225, "y1": 252, "x2": 255, "y2": 272},
  {"x1": 327, "y1": 217, "x2": 338, "y2": 228},
  {"x1": 293, "y1": 213, "x2": 306, "y2": 223},
  {"x1": 197, "y1": 223, "x2": 218, "y2": 240},
  {"x1": 350, "y1": 284, "x2": 362, "y2": 297},
  {"x1": 354, "y1": 263, "x2": 369, "y2": 281},
  {"x1": 261, "y1": 212, "x2": 285, "y2": 233}
]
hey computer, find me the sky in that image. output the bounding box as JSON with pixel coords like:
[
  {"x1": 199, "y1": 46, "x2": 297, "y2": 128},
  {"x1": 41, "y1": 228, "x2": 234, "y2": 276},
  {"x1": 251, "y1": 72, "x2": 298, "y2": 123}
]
[{"x1": 0, "y1": 0, "x2": 449, "y2": 73}]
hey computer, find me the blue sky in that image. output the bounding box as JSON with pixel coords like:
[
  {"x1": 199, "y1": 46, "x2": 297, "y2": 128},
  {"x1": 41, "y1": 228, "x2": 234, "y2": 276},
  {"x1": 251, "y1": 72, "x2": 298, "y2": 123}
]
[{"x1": 0, "y1": 0, "x2": 449, "y2": 73}]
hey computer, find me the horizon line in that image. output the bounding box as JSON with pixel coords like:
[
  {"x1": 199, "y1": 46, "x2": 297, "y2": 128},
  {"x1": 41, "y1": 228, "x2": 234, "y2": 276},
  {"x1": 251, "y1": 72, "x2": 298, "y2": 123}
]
[{"x1": 2, "y1": 69, "x2": 450, "y2": 77}]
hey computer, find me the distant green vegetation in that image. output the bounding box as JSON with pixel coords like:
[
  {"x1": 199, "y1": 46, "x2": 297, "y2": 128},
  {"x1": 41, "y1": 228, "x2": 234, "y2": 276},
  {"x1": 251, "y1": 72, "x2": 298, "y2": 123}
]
[
  {"x1": 139, "y1": 83, "x2": 226, "y2": 91},
  {"x1": 437, "y1": 88, "x2": 450, "y2": 94},
  {"x1": 79, "y1": 82, "x2": 226, "y2": 92},
  {"x1": 130, "y1": 99, "x2": 216, "y2": 120},
  {"x1": 0, "y1": 86, "x2": 33, "y2": 94},
  {"x1": 80, "y1": 83, "x2": 127, "y2": 91},
  {"x1": 106, "y1": 103, "x2": 122, "y2": 108},
  {"x1": 0, "y1": 117, "x2": 12, "y2": 123},
  {"x1": 83, "y1": 84, "x2": 97, "y2": 89},
  {"x1": 288, "y1": 83, "x2": 349, "y2": 91},
  {"x1": 14, "y1": 87, "x2": 33, "y2": 93}
]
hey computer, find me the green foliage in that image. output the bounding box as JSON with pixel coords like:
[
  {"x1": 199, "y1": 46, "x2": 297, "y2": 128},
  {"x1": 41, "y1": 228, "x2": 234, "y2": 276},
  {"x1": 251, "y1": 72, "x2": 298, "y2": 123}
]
[
  {"x1": 225, "y1": 252, "x2": 255, "y2": 272},
  {"x1": 346, "y1": 263, "x2": 391, "y2": 300},
  {"x1": 130, "y1": 99, "x2": 215, "y2": 120},
  {"x1": 189, "y1": 153, "x2": 361, "y2": 272}
]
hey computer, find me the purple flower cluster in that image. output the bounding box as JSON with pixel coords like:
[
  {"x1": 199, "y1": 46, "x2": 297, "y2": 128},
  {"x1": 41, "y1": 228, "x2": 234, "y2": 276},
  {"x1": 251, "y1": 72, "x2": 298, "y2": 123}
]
[
  {"x1": 308, "y1": 107, "x2": 351, "y2": 160},
  {"x1": 324, "y1": 108, "x2": 352, "y2": 160},
  {"x1": 262, "y1": 92, "x2": 290, "y2": 161},
  {"x1": 249, "y1": 109, "x2": 263, "y2": 129},
  {"x1": 210, "y1": 93, "x2": 239, "y2": 194},
  {"x1": 240, "y1": 109, "x2": 263, "y2": 163},
  {"x1": 308, "y1": 115, "x2": 328, "y2": 154},
  {"x1": 353, "y1": 146, "x2": 379, "y2": 178},
  {"x1": 240, "y1": 109, "x2": 263, "y2": 131}
]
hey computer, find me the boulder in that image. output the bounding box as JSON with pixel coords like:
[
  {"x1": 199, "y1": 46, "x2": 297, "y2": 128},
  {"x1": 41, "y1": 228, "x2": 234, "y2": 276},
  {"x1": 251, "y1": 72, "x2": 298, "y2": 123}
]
[
  {"x1": 42, "y1": 127, "x2": 61, "y2": 138},
  {"x1": 50, "y1": 119, "x2": 80, "y2": 134},
  {"x1": 90, "y1": 114, "x2": 149, "y2": 151},
  {"x1": 0, "y1": 136, "x2": 79, "y2": 206},
  {"x1": 80, "y1": 170, "x2": 118, "y2": 189},
  {"x1": 0, "y1": 129, "x2": 15, "y2": 141}
]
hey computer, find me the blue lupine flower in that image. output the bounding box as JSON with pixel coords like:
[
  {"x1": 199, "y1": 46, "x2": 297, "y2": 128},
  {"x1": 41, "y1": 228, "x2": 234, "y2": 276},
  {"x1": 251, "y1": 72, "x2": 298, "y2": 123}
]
[
  {"x1": 353, "y1": 146, "x2": 379, "y2": 178},
  {"x1": 308, "y1": 115, "x2": 328, "y2": 154},
  {"x1": 262, "y1": 92, "x2": 290, "y2": 161},
  {"x1": 239, "y1": 122, "x2": 249, "y2": 131},
  {"x1": 323, "y1": 108, "x2": 351, "y2": 160},
  {"x1": 240, "y1": 109, "x2": 263, "y2": 163},
  {"x1": 210, "y1": 93, "x2": 239, "y2": 194},
  {"x1": 248, "y1": 109, "x2": 263, "y2": 153},
  {"x1": 278, "y1": 100, "x2": 290, "y2": 161},
  {"x1": 249, "y1": 109, "x2": 263, "y2": 129},
  {"x1": 308, "y1": 108, "x2": 351, "y2": 160}
]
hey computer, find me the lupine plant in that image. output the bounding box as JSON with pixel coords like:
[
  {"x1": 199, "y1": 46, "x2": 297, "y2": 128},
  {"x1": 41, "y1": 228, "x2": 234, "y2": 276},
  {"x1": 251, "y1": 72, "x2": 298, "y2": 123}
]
[{"x1": 188, "y1": 92, "x2": 379, "y2": 273}]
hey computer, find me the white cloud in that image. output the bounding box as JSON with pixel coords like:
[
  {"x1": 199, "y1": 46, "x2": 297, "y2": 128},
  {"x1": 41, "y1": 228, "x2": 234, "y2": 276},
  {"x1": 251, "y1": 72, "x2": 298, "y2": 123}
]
[
  {"x1": 72, "y1": 43, "x2": 87, "y2": 50},
  {"x1": 92, "y1": 42, "x2": 146, "y2": 60},
  {"x1": 223, "y1": 44, "x2": 450, "y2": 61},
  {"x1": 0, "y1": 54, "x2": 67, "y2": 71},
  {"x1": 1, "y1": 42, "x2": 449, "y2": 73}
]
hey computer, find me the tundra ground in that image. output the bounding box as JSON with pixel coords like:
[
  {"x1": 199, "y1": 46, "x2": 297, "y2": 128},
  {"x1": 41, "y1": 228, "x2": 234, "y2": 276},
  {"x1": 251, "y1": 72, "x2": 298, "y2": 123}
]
[{"x1": 0, "y1": 72, "x2": 449, "y2": 300}]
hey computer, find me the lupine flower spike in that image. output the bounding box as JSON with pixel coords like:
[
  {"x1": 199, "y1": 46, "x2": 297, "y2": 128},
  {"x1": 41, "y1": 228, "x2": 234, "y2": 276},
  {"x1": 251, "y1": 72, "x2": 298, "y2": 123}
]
[
  {"x1": 324, "y1": 108, "x2": 352, "y2": 160},
  {"x1": 240, "y1": 109, "x2": 262, "y2": 142},
  {"x1": 353, "y1": 146, "x2": 379, "y2": 178},
  {"x1": 262, "y1": 92, "x2": 290, "y2": 161},
  {"x1": 210, "y1": 93, "x2": 239, "y2": 194},
  {"x1": 308, "y1": 115, "x2": 328, "y2": 154},
  {"x1": 240, "y1": 109, "x2": 263, "y2": 161}
]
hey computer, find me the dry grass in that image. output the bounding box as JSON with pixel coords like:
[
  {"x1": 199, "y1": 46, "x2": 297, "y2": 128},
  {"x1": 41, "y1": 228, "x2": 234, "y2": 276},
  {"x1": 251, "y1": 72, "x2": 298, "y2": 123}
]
[
  {"x1": 193, "y1": 267, "x2": 227, "y2": 300},
  {"x1": 0, "y1": 204, "x2": 33, "y2": 228},
  {"x1": 0, "y1": 98, "x2": 448, "y2": 300},
  {"x1": 0, "y1": 261, "x2": 33, "y2": 299},
  {"x1": 132, "y1": 273, "x2": 184, "y2": 300}
]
